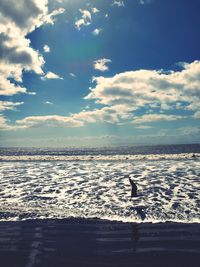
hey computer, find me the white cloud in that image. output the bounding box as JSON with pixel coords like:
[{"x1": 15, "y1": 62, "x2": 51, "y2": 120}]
[
  {"x1": 180, "y1": 126, "x2": 200, "y2": 135},
  {"x1": 112, "y1": 1, "x2": 125, "y2": 7},
  {"x1": 0, "y1": 76, "x2": 27, "y2": 95},
  {"x1": 0, "y1": 101, "x2": 24, "y2": 111},
  {"x1": 91, "y1": 7, "x2": 99, "y2": 14},
  {"x1": 0, "y1": 0, "x2": 47, "y2": 33},
  {"x1": 135, "y1": 125, "x2": 153, "y2": 129},
  {"x1": 93, "y1": 58, "x2": 111, "y2": 72},
  {"x1": 75, "y1": 19, "x2": 87, "y2": 30},
  {"x1": 0, "y1": 0, "x2": 65, "y2": 96},
  {"x1": 0, "y1": 115, "x2": 13, "y2": 130},
  {"x1": 132, "y1": 114, "x2": 185, "y2": 124},
  {"x1": 44, "y1": 101, "x2": 53, "y2": 105},
  {"x1": 1, "y1": 60, "x2": 200, "y2": 131},
  {"x1": 80, "y1": 9, "x2": 91, "y2": 21},
  {"x1": 69, "y1": 72, "x2": 76, "y2": 78},
  {"x1": 75, "y1": 9, "x2": 91, "y2": 30},
  {"x1": 44, "y1": 7, "x2": 65, "y2": 25},
  {"x1": 6, "y1": 105, "x2": 125, "y2": 130},
  {"x1": 43, "y1": 44, "x2": 50, "y2": 53},
  {"x1": 0, "y1": 32, "x2": 45, "y2": 95},
  {"x1": 41, "y1": 71, "x2": 63, "y2": 80},
  {"x1": 92, "y1": 28, "x2": 102, "y2": 36},
  {"x1": 0, "y1": 115, "x2": 27, "y2": 130},
  {"x1": 86, "y1": 61, "x2": 200, "y2": 119},
  {"x1": 28, "y1": 91, "x2": 37, "y2": 95},
  {"x1": 194, "y1": 111, "x2": 200, "y2": 118},
  {"x1": 139, "y1": 0, "x2": 153, "y2": 5},
  {"x1": 72, "y1": 107, "x2": 121, "y2": 124},
  {"x1": 16, "y1": 115, "x2": 83, "y2": 128}
]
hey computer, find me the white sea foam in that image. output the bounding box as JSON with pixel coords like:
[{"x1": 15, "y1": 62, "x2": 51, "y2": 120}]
[
  {"x1": 0, "y1": 158, "x2": 199, "y2": 223},
  {"x1": 0, "y1": 153, "x2": 199, "y2": 161}
]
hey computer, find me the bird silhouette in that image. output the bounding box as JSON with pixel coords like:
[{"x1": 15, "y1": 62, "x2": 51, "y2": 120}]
[{"x1": 129, "y1": 177, "x2": 138, "y2": 197}]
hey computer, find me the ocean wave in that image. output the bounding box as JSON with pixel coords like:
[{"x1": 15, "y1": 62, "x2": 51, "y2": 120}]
[
  {"x1": 0, "y1": 153, "x2": 199, "y2": 162},
  {"x1": 0, "y1": 159, "x2": 199, "y2": 223}
]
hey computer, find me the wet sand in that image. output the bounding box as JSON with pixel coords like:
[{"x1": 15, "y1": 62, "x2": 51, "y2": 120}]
[{"x1": 0, "y1": 219, "x2": 199, "y2": 267}]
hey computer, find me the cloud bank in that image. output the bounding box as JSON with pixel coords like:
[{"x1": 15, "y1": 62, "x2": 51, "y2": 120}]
[
  {"x1": 87, "y1": 61, "x2": 200, "y2": 120},
  {"x1": 0, "y1": 0, "x2": 64, "y2": 96},
  {"x1": 16, "y1": 115, "x2": 83, "y2": 128},
  {"x1": 1, "y1": 51, "x2": 200, "y2": 131}
]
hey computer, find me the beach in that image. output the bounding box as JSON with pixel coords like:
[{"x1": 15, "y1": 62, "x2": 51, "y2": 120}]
[
  {"x1": 0, "y1": 219, "x2": 199, "y2": 267},
  {"x1": 0, "y1": 145, "x2": 200, "y2": 266},
  {"x1": 1, "y1": 0, "x2": 200, "y2": 263}
]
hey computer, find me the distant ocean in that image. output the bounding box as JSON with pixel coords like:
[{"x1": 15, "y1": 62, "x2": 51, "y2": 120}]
[
  {"x1": 0, "y1": 144, "x2": 199, "y2": 223},
  {"x1": 1, "y1": 143, "x2": 200, "y2": 156}
]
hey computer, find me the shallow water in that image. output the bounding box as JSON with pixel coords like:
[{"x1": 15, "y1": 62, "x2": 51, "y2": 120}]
[{"x1": 0, "y1": 159, "x2": 199, "y2": 223}]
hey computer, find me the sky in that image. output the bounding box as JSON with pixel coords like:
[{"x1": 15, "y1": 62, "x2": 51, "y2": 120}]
[{"x1": 0, "y1": 0, "x2": 200, "y2": 147}]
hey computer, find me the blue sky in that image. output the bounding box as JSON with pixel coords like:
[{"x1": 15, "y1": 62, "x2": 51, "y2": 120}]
[{"x1": 0, "y1": 0, "x2": 200, "y2": 147}]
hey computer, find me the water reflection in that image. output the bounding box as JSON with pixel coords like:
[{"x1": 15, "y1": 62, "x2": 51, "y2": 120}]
[{"x1": 131, "y1": 223, "x2": 139, "y2": 241}]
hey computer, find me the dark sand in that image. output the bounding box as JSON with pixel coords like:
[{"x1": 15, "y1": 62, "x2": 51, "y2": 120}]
[{"x1": 0, "y1": 219, "x2": 199, "y2": 267}]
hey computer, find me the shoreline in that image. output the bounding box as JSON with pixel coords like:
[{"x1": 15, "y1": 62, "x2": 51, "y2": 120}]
[
  {"x1": 0, "y1": 152, "x2": 199, "y2": 162},
  {"x1": 0, "y1": 219, "x2": 199, "y2": 267},
  {"x1": 0, "y1": 216, "x2": 200, "y2": 224}
]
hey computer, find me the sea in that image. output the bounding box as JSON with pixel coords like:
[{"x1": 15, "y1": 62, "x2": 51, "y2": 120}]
[{"x1": 0, "y1": 144, "x2": 199, "y2": 223}]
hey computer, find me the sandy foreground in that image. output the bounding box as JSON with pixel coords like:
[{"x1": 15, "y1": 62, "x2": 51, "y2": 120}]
[{"x1": 0, "y1": 219, "x2": 199, "y2": 267}]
